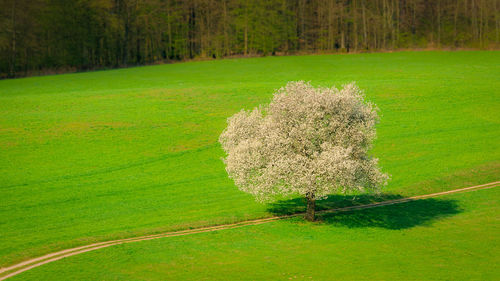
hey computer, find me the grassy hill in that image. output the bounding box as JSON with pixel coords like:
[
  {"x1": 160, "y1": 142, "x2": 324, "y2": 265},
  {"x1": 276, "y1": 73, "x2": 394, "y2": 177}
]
[{"x1": 1, "y1": 51, "x2": 499, "y2": 269}]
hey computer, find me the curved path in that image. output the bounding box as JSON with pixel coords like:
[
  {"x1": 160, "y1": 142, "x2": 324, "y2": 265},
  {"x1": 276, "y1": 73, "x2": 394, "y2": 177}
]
[{"x1": 1, "y1": 181, "x2": 498, "y2": 280}]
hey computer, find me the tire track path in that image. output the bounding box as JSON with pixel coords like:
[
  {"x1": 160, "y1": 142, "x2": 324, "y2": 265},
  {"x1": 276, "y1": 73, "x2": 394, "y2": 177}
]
[{"x1": 1, "y1": 180, "x2": 498, "y2": 280}]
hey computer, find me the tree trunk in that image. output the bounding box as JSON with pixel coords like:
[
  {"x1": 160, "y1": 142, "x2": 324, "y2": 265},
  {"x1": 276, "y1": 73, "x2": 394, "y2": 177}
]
[
  {"x1": 353, "y1": 0, "x2": 358, "y2": 51},
  {"x1": 362, "y1": 0, "x2": 367, "y2": 49},
  {"x1": 305, "y1": 195, "x2": 316, "y2": 221},
  {"x1": 496, "y1": 0, "x2": 499, "y2": 44},
  {"x1": 244, "y1": 3, "x2": 248, "y2": 55},
  {"x1": 167, "y1": 6, "x2": 172, "y2": 59},
  {"x1": 453, "y1": 0, "x2": 459, "y2": 46},
  {"x1": 9, "y1": 0, "x2": 16, "y2": 78},
  {"x1": 437, "y1": 0, "x2": 441, "y2": 47}
]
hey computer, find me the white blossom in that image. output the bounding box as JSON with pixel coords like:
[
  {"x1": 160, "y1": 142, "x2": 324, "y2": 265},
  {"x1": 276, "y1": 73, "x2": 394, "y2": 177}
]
[{"x1": 219, "y1": 81, "x2": 389, "y2": 203}]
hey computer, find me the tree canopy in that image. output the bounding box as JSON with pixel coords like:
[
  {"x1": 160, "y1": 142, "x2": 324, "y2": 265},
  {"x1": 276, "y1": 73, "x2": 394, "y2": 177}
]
[
  {"x1": 219, "y1": 81, "x2": 389, "y2": 221},
  {"x1": 1, "y1": 0, "x2": 499, "y2": 78}
]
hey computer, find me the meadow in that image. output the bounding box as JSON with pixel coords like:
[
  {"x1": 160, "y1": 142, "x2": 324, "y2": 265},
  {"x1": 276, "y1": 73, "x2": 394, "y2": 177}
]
[
  {"x1": 0, "y1": 51, "x2": 499, "y2": 278},
  {"x1": 8, "y1": 187, "x2": 500, "y2": 280}
]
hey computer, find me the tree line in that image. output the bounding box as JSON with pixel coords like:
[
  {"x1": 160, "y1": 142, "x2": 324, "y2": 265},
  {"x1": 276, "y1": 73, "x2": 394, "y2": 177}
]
[{"x1": 1, "y1": 0, "x2": 499, "y2": 78}]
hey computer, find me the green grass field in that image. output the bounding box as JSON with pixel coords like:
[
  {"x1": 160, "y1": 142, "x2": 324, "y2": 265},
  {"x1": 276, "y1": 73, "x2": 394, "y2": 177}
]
[
  {"x1": 1, "y1": 51, "x2": 499, "y2": 277},
  {"x1": 8, "y1": 187, "x2": 499, "y2": 280}
]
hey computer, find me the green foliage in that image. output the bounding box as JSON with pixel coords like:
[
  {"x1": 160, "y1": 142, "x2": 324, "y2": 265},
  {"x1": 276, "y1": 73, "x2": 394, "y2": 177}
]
[{"x1": 1, "y1": 0, "x2": 499, "y2": 77}]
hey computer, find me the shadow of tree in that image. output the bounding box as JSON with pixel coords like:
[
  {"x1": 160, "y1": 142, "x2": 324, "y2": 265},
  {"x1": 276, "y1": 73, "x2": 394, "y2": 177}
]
[
  {"x1": 268, "y1": 193, "x2": 406, "y2": 215},
  {"x1": 268, "y1": 194, "x2": 462, "y2": 230}
]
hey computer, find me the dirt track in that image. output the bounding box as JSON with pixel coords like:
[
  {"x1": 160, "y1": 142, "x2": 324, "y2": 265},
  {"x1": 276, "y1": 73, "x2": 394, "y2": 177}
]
[{"x1": 1, "y1": 181, "x2": 498, "y2": 280}]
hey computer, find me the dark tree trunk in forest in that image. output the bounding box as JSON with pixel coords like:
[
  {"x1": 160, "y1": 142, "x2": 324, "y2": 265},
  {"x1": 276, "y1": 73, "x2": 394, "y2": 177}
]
[
  {"x1": 244, "y1": 3, "x2": 248, "y2": 55},
  {"x1": 9, "y1": 0, "x2": 16, "y2": 78},
  {"x1": 305, "y1": 194, "x2": 316, "y2": 221}
]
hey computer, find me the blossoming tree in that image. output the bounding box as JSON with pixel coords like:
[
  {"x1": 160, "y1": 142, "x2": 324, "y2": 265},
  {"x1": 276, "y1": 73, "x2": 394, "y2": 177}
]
[{"x1": 219, "y1": 81, "x2": 389, "y2": 221}]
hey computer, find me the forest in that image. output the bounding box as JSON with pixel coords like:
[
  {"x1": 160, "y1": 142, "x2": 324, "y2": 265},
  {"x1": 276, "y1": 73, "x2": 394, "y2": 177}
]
[{"x1": 1, "y1": 0, "x2": 499, "y2": 78}]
